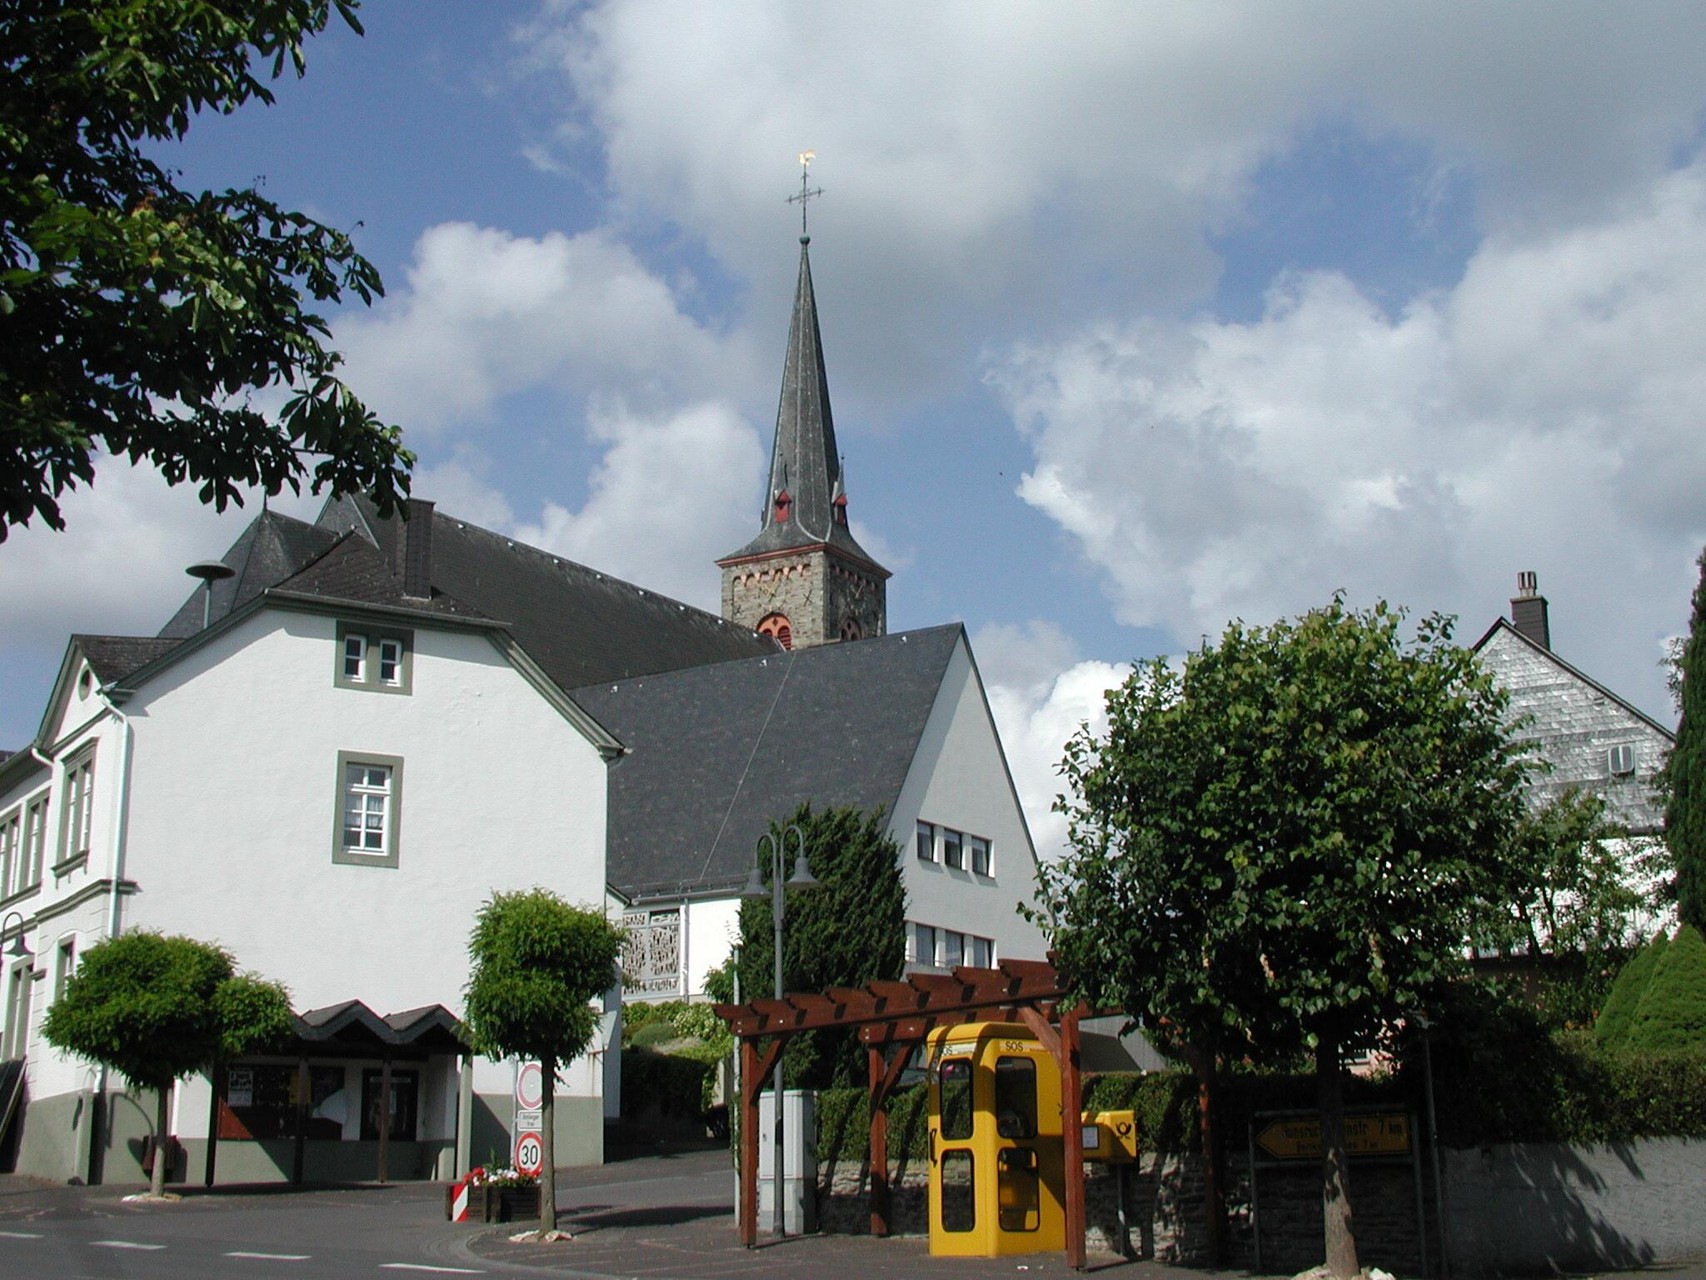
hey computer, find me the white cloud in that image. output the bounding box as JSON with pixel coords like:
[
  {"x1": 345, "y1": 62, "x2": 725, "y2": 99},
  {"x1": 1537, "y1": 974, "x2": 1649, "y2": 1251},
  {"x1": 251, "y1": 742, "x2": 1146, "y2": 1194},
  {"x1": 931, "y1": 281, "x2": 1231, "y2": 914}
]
[
  {"x1": 337, "y1": 221, "x2": 760, "y2": 431},
  {"x1": 975, "y1": 622, "x2": 1130, "y2": 864},
  {"x1": 538, "y1": 2, "x2": 1706, "y2": 405},
  {"x1": 993, "y1": 161, "x2": 1706, "y2": 722},
  {"x1": 510, "y1": 401, "x2": 765, "y2": 609}
]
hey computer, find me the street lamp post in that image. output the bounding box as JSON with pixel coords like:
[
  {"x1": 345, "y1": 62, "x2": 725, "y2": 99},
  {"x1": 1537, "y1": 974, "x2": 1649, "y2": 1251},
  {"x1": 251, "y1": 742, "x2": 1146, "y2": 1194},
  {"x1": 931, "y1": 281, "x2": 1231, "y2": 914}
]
[{"x1": 740, "y1": 824, "x2": 819, "y2": 1238}]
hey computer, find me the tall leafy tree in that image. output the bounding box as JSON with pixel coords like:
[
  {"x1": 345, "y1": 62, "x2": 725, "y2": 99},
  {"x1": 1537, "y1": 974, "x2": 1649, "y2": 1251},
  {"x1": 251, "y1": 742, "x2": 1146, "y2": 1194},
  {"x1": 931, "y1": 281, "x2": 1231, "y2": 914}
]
[
  {"x1": 0, "y1": 0, "x2": 411, "y2": 541},
  {"x1": 1665, "y1": 549, "x2": 1706, "y2": 932},
  {"x1": 42, "y1": 932, "x2": 292, "y2": 1198},
  {"x1": 464, "y1": 890, "x2": 624, "y2": 1237},
  {"x1": 734, "y1": 803, "x2": 906, "y2": 1087},
  {"x1": 1042, "y1": 598, "x2": 1534, "y2": 1278}
]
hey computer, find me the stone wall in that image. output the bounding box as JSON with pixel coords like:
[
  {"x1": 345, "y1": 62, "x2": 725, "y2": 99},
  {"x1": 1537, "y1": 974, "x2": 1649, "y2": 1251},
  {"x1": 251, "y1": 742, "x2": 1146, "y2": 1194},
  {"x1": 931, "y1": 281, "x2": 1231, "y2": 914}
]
[{"x1": 815, "y1": 1140, "x2": 1706, "y2": 1274}]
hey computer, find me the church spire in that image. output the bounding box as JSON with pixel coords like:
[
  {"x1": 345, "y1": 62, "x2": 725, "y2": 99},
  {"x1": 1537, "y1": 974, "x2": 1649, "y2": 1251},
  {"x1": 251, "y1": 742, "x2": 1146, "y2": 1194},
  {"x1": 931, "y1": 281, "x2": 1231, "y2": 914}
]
[{"x1": 717, "y1": 165, "x2": 890, "y2": 651}]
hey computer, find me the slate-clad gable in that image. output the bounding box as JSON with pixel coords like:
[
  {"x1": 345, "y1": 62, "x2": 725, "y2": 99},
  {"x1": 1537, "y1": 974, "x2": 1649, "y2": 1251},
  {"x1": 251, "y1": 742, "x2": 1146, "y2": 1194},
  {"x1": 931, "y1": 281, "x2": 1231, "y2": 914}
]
[
  {"x1": 574, "y1": 624, "x2": 963, "y2": 901},
  {"x1": 1475, "y1": 620, "x2": 1674, "y2": 834},
  {"x1": 75, "y1": 636, "x2": 182, "y2": 686},
  {"x1": 159, "y1": 508, "x2": 340, "y2": 639}
]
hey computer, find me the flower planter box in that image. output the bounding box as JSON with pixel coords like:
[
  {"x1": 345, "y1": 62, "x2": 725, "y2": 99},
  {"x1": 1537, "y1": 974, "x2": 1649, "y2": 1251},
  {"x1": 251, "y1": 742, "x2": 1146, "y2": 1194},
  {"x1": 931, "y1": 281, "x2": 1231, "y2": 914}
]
[{"x1": 446, "y1": 1182, "x2": 541, "y2": 1223}]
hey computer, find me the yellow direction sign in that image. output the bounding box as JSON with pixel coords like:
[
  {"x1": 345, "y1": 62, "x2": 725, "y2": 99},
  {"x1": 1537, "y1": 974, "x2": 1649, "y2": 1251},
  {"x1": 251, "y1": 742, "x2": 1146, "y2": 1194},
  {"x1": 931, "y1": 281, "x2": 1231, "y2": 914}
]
[{"x1": 1254, "y1": 1112, "x2": 1410, "y2": 1161}]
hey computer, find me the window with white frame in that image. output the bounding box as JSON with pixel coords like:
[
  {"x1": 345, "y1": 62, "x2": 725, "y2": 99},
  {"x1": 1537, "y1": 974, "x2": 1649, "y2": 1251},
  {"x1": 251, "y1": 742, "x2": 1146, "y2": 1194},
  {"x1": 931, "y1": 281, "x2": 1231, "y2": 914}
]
[
  {"x1": 916, "y1": 820, "x2": 993, "y2": 877},
  {"x1": 54, "y1": 937, "x2": 76, "y2": 1002},
  {"x1": 58, "y1": 749, "x2": 94, "y2": 868},
  {"x1": 967, "y1": 835, "x2": 991, "y2": 876},
  {"x1": 969, "y1": 935, "x2": 995, "y2": 968},
  {"x1": 915, "y1": 821, "x2": 937, "y2": 862},
  {"x1": 943, "y1": 930, "x2": 965, "y2": 967},
  {"x1": 912, "y1": 922, "x2": 939, "y2": 966},
  {"x1": 334, "y1": 753, "x2": 403, "y2": 867},
  {"x1": 334, "y1": 623, "x2": 413, "y2": 694},
  {"x1": 22, "y1": 796, "x2": 47, "y2": 892},
  {"x1": 0, "y1": 810, "x2": 17, "y2": 900},
  {"x1": 942, "y1": 829, "x2": 963, "y2": 870},
  {"x1": 3, "y1": 959, "x2": 33, "y2": 1060}
]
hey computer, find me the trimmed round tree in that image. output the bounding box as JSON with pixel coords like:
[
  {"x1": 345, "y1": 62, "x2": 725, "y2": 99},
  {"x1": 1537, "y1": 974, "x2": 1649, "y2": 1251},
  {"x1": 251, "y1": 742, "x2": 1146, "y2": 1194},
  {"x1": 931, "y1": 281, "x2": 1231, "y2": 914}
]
[
  {"x1": 1043, "y1": 598, "x2": 1534, "y2": 1278},
  {"x1": 463, "y1": 890, "x2": 625, "y2": 1236},
  {"x1": 1595, "y1": 928, "x2": 1671, "y2": 1048},
  {"x1": 1626, "y1": 923, "x2": 1706, "y2": 1052},
  {"x1": 42, "y1": 932, "x2": 292, "y2": 1197}
]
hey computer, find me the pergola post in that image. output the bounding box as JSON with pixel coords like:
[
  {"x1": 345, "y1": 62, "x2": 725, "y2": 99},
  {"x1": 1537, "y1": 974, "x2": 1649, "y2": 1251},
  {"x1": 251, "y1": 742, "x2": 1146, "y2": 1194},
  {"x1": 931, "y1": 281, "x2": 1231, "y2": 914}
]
[
  {"x1": 739, "y1": 1037, "x2": 760, "y2": 1248},
  {"x1": 867, "y1": 1046, "x2": 889, "y2": 1236},
  {"x1": 1060, "y1": 1005, "x2": 1087, "y2": 1271}
]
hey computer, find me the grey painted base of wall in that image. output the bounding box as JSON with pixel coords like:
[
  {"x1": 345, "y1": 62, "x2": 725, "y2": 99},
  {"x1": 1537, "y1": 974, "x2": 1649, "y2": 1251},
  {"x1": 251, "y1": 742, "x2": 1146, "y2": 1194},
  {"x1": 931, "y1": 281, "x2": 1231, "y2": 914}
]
[{"x1": 9, "y1": 1088, "x2": 605, "y2": 1186}]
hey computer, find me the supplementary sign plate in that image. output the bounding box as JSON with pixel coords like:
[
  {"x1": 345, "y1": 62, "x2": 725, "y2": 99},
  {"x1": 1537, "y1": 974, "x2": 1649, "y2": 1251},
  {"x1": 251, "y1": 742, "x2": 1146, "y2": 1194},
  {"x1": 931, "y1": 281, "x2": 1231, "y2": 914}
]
[{"x1": 1254, "y1": 1112, "x2": 1410, "y2": 1160}]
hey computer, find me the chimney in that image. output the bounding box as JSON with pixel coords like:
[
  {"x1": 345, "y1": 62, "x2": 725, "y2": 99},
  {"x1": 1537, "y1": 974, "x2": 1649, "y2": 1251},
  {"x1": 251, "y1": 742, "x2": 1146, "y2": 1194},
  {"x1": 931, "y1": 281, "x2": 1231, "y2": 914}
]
[
  {"x1": 1510, "y1": 570, "x2": 1550, "y2": 650},
  {"x1": 401, "y1": 498, "x2": 435, "y2": 599}
]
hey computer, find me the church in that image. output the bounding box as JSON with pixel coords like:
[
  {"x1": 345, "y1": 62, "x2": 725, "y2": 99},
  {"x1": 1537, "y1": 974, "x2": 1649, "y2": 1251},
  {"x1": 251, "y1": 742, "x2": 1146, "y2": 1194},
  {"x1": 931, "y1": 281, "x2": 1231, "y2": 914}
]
[{"x1": 0, "y1": 231, "x2": 1046, "y2": 1184}]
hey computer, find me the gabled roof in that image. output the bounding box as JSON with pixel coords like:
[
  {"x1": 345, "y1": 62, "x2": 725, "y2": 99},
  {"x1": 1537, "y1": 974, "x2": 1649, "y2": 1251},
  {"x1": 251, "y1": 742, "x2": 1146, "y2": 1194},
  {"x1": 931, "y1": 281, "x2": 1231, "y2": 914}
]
[
  {"x1": 719, "y1": 238, "x2": 885, "y2": 572},
  {"x1": 573, "y1": 624, "x2": 964, "y2": 901},
  {"x1": 75, "y1": 636, "x2": 182, "y2": 686},
  {"x1": 1472, "y1": 617, "x2": 1676, "y2": 742}
]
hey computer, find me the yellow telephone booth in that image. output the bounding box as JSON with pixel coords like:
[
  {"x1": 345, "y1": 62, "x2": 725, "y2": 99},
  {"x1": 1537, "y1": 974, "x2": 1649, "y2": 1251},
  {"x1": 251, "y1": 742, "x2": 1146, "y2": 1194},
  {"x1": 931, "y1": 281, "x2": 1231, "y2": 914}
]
[{"x1": 926, "y1": 1021, "x2": 1066, "y2": 1257}]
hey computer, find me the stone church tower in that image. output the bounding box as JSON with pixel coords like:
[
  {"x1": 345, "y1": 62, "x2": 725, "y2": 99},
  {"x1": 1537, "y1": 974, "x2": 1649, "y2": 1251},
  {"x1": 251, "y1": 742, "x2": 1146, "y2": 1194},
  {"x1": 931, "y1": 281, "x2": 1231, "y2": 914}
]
[{"x1": 718, "y1": 235, "x2": 890, "y2": 650}]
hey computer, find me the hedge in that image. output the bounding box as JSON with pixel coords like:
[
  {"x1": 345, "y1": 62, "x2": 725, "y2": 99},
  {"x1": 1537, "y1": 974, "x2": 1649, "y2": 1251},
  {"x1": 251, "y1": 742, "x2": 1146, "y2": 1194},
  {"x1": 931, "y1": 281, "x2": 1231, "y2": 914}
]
[{"x1": 806, "y1": 1041, "x2": 1706, "y2": 1162}]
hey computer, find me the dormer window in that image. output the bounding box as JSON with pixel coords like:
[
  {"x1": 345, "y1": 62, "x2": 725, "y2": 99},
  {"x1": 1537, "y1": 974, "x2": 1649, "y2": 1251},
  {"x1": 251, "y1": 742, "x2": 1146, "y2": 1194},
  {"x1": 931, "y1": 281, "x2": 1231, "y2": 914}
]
[
  {"x1": 773, "y1": 489, "x2": 793, "y2": 523},
  {"x1": 335, "y1": 623, "x2": 413, "y2": 695}
]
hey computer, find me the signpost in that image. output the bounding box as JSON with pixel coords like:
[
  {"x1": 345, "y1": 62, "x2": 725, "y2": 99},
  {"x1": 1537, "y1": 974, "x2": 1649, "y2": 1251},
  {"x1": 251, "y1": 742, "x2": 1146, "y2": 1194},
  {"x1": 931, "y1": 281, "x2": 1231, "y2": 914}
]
[{"x1": 513, "y1": 1061, "x2": 545, "y2": 1176}]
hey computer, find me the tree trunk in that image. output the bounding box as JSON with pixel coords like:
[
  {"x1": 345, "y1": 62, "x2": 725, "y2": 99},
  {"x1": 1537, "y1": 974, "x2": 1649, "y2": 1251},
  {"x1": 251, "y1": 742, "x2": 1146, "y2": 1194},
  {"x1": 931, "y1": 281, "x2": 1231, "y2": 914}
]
[
  {"x1": 539, "y1": 1059, "x2": 556, "y2": 1234},
  {"x1": 1317, "y1": 1036, "x2": 1358, "y2": 1279},
  {"x1": 1185, "y1": 1043, "x2": 1226, "y2": 1265},
  {"x1": 152, "y1": 1083, "x2": 170, "y2": 1199}
]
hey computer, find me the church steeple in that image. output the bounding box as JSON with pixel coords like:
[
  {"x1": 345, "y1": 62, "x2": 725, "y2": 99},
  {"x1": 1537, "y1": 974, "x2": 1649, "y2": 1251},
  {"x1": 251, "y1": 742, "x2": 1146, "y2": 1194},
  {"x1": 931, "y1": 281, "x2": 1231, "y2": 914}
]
[{"x1": 718, "y1": 216, "x2": 890, "y2": 650}]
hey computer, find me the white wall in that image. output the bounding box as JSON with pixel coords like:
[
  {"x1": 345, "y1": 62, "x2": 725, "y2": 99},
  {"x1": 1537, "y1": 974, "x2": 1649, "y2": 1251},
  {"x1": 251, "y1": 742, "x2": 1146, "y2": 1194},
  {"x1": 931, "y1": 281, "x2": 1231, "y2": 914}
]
[
  {"x1": 890, "y1": 636, "x2": 1049, "y2": 966},
  {"x1": 116, "y1": 608, "x2": 609, "y2": 1025}
]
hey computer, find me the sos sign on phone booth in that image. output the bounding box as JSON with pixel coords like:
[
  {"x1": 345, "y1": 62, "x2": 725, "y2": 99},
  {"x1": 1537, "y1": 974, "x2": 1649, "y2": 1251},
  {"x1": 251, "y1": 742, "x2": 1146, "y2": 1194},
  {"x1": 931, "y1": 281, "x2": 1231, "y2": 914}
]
[{"x1": 513, "y1": 1060, "x2": 546, "y2": 1175}]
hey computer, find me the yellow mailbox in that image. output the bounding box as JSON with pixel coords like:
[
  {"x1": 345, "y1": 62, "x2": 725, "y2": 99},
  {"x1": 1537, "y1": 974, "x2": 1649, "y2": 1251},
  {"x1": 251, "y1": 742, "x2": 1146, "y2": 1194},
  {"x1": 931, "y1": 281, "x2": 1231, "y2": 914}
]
[
  {"x1": 926, "y1": 1022, "x2": 1066, "y2": 1257},
  {"x1": 1081, "y1": 1108, "x2": 1139, "y2": 1163}
]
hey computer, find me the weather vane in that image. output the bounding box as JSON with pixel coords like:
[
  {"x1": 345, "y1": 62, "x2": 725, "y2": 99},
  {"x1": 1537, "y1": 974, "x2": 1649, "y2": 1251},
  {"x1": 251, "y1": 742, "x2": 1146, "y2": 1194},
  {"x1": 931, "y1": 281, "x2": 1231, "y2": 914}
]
[{"x1": 787, "y1": 150, "x2": 822, "y2": 238}]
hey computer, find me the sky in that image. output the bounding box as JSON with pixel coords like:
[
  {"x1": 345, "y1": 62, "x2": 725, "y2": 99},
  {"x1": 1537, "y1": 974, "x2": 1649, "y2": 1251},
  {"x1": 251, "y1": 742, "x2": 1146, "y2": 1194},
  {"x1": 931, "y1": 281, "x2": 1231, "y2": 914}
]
[{"x1": 5, "y1": 2, "x2": 1706, "y2": 860}]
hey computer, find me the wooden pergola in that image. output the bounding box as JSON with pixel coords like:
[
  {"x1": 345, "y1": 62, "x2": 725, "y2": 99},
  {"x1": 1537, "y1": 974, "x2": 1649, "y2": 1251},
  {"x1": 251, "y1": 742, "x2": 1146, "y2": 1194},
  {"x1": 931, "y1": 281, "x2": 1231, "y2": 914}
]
[{"x1": 716, "y1": 960, "x2": 1101, "y2": 1270}]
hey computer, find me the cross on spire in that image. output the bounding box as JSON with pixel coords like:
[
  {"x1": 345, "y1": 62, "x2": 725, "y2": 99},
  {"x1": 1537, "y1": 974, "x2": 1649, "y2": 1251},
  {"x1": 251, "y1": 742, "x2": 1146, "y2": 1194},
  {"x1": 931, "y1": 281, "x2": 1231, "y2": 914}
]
[{"x1": 787, "y1": 151, "x2": 822, "y2": 239}]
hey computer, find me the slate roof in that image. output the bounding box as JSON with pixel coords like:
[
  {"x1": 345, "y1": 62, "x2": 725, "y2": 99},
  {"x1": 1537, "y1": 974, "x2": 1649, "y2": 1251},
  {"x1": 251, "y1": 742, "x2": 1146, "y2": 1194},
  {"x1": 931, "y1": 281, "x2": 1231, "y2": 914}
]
[
  {"x1": 75, "y1": 636, "x2": 183, "y2": 686},
  {"x1": 159, "y1": 508, "x2": 341, "y2": 639},
  {"x1": 321, "y1": 496, "x2": 778, "y2": 689},
  {"x1": 719, "y1": 239, "x2": 885, "y2": 572},
  {"x1": 572, "y1": 623, "x2": 964, "y2": 901}
]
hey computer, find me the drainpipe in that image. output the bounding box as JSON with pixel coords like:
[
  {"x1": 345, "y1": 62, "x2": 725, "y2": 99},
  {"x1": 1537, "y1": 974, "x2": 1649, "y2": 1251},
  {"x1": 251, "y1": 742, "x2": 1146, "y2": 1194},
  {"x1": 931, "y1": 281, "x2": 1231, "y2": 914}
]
[{"x1": 89, "y1": 707, "x2": 134, "y2": 1185}]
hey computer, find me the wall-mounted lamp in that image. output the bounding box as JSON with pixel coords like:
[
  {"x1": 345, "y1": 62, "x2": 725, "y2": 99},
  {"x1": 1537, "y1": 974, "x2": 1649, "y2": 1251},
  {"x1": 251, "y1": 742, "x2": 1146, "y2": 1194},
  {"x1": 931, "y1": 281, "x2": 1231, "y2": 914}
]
[{"x1": 1, "y1": 910, "x2": 32, "y2": 961}]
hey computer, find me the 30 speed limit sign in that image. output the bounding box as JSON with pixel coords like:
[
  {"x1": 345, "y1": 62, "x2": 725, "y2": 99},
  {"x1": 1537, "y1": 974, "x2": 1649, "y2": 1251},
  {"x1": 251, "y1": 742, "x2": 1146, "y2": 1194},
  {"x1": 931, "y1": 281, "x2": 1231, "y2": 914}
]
[{"x1": 514, "y1": 1131, "x2": 544, "y2": 1177}]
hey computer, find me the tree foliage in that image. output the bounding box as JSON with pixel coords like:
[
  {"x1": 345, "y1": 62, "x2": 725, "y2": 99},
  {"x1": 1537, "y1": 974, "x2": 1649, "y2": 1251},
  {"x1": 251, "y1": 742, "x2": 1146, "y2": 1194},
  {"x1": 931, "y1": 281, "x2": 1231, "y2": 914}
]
[
  {"x1": 1042, "y1": 597, "x2": 1535, "y2": 1276},
  {"x1": 0, "y1": 0, "x2": 411, "y2": 541},
  {"x1": 42, "y1": 930, "x2": 291, "y2": 1196},
  {"x1": 734, "y1": 803, "x2": 906, "y2": 1087},
  {"x1": 1625, "y1": 923, "x2": 1706, "y2": 1052},
  {"x1": 1665, "y1": 549, "x2": 1706, "y2": 932},
  {"x1": 1596, "y1": 928, "x2": 1670, "y2": 1048},
  {"x1": 464, "y1": 889, "x2": 624, "y2": 1234}
]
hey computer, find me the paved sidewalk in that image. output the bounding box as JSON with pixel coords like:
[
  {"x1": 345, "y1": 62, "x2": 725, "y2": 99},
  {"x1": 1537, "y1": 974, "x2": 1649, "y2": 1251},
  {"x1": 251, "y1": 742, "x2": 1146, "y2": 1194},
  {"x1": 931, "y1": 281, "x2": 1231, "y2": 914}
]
[{"x1": 463, "y1": 1149, "x2": 1214, "y2": 1279}]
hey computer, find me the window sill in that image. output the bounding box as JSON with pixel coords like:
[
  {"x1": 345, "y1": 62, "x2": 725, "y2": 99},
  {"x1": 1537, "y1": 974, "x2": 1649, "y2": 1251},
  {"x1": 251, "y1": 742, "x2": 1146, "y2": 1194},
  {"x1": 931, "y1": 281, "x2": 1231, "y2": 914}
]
[
  {"x1": 52, "y1": 852, "x2": 88, "y2": 878},
  {"x1": 0, "y1": 883, "x2": 42, "y2": 910},
  {"x1": 332, "y1": 849, "x2": 399, "y2": 869}
]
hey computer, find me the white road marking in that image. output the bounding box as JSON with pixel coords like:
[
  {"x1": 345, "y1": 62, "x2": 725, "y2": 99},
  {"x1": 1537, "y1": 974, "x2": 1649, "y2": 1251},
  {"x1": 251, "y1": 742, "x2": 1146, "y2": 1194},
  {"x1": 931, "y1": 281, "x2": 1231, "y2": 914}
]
[
  {"x1": 226, "y1": 1251, "x2": 311, "y2": 1260},
  {"x1": 379, "y1": 1266, "x2": 485, "y2": 1275},
  {"x1": 93, "y1": 1239, "x2": 167, "y2": 1250},
  {"x1": 0, "y1": 1230, "x2": 44, "y2": 1238}
]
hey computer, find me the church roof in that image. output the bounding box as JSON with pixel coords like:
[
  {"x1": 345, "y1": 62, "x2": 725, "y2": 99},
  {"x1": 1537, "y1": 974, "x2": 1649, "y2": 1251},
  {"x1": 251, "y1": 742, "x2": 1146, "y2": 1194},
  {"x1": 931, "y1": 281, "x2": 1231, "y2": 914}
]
[
  {"x1": 572, "y1": 623, "x2": 964, "y2": 901},
  {"x1": 719, "y1": 238, "x2": 886, "y2": 572}
]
